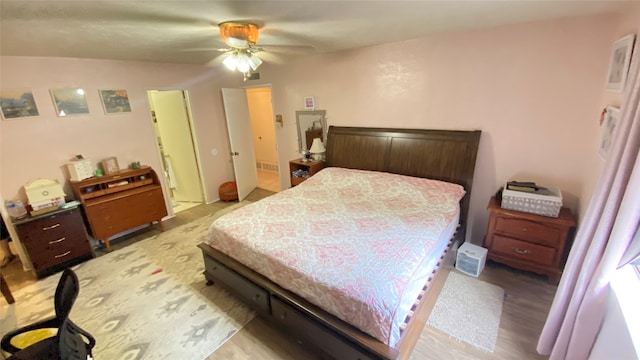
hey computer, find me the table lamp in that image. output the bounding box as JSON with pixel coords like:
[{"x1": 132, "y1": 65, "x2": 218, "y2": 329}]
[{"x1": 309, "y1": 138, "x2": 326, "y2": 161}]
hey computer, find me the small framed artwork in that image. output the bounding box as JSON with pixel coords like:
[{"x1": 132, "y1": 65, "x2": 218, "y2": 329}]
[
  {"x1": 599, "y1": 106, "x2": 620, "y2": 158},
  {"x1": 99, "y1": 89, "x2": 132, "y2": 114},
  {"x1": 50, "y1": 88, "x2": 90, "y2": 116},
  {"x1": 606, "y1": 34, "x2": 636, "y2": 92},
  {"x1": 101, "y1": 157, "x2": 120, "y2": 175},
  {"x1": 0, "y1": 88, "x2": 40, "y2": 120},
  {"x1": 304, "y1": 96, "x2": 315, "y2": 110}
]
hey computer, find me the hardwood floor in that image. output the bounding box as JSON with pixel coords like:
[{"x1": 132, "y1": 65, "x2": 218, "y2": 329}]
[
  {"x1": 409, "y1": 263, "x2": 554, "y2": 360},
  {"x1": 1, "y1": 187, "x2": 555, "y2": 359}
]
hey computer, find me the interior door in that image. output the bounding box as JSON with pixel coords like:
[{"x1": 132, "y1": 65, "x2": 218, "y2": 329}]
[
  {"x1": 151, "y1": 90, "x2": 204, "y2": 202},
  {"x1": 221, "y1": 88, "x2": 258, "y2": 201}
]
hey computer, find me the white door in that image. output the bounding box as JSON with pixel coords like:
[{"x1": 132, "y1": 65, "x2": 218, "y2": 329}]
[
  {"x1": 221, "y1": 88, "x2": 258, "y2": 201},
  {"x1": 151, "y1": 90, "x2": 204, "y2": 202}
]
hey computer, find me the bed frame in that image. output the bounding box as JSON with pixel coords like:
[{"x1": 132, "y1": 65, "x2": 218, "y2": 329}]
[{"x1": 199, "y1": 126, "x2": 481, "y2": 359}]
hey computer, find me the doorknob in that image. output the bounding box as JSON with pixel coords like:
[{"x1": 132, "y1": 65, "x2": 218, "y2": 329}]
[{"x1": 230, "y1": 152, "x2": 239, "y2": 156}]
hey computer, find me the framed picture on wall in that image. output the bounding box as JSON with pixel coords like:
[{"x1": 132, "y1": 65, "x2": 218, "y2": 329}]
[
  {"x1": 50, "y1": 88, "x2": 90, "y2": 116},
  {"x1": 0, "y1": 88, "x2": 40, "y2": 120},
  {"x1": 599, "y1": 106, "x2": 620, "y2": 159},
  {"x1": 99, "y1": 89, "x2": 132, "y2": 114},
  {"x1": 304, "y1": 96, "x2": 315, "y2": 110},
  {"x1": 605, "y1": 34, "x2": 636, "y2": 92}
]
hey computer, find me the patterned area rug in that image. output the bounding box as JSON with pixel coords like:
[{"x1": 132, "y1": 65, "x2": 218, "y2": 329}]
[
  {"x1": 425, "y1": 271, "x2": 504, "y2": 352},
  {"x1": 0, "y1": 201, "x2": 254, "y2": 359}
]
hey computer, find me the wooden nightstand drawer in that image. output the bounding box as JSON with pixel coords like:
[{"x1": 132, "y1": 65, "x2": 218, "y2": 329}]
[
  {"x1": 484, "y1": 196, "x2": 576, "y2": 284},
  {"x1": 492, "y1": 235, "x2": 555, "y2": 266},
  {"x1": 494, "y1": 217, "x2": 561, "y2": 247}
]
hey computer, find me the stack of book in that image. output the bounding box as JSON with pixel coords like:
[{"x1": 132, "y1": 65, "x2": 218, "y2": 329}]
[{"x1": 506, "y1": 181, "x2": 553, "y2": 196}]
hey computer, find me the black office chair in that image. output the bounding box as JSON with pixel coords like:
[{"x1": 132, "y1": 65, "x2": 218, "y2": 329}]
[{"x1": 1, "y1": 268, "x2": 96, "y2": 360}]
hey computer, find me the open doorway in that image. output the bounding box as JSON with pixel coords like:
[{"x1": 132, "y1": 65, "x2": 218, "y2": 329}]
[
  {"x1": 147, "y1": 90, "x2": 205, "y2": 214},
  {"x1": 246, "y1": 87, "x2": 280, "y2": 192}
]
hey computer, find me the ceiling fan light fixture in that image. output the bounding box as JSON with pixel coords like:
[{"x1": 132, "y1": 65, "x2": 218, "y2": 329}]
[
  {"x1": 222, "y1": 53, "x2": 238, "y2": 71},
  {"x1": 222, "y1": 50, "x2": 263, "y2": 74},
  {"x1": 248, "y1": 54, "x2": 263, "y2": 71},
  {"x1": 219, "y1": 21, "x2": 259, "y2": 49},
  {"x1": 237, "y1": 61, "x2": 250, "y2": 74}
]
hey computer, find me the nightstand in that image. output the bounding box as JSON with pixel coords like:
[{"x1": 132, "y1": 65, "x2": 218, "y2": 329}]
[
  {"x1": 483, "y1": 196, "x2": 576, "y2": 284},
  {"x1": 14, "y1": 206, "x2": 94, "y2": 278},
  {"x1": 289, "y1": 158, "x2": 325, "y2": 186}
]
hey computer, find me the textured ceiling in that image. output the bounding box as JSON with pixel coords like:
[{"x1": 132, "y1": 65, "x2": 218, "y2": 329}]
[{"x1": 0, "y1": 1, "x2": 633, "y2": 66}]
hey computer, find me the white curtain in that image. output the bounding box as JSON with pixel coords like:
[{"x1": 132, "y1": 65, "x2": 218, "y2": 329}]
[{"x1": 537, "y1": 42, "x2": 640, "y2": 359}]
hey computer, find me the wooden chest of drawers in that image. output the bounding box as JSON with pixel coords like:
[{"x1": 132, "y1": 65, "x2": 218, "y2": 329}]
[
  {"x1": 70, "y1": 166, "x2": 167, "y2": 252},
  {"x1": 15, "y1": 207, "x2": 93, "y2": 278},
  {"x1": 483, "y1": 197, "x2": 576, "y2": 284}
]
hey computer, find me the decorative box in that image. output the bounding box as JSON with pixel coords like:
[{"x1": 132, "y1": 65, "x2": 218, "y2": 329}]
[
  {"x1": 67, "y1": 159, "x2": 94, "y2": 181},
  {"x1": 501, "y1": 185, "x2": 562, "y2": 218}
]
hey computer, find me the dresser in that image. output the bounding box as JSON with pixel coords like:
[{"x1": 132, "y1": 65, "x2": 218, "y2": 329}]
[
  {"x1": 14, "y1": 206, "x2": 93, "y2": 278},
  {"x1": 70, "y1": 166, "x2": 167, "y2": 252},
  {"x1": 483, "y1": 196, "x2": 576, "y2": 284}
]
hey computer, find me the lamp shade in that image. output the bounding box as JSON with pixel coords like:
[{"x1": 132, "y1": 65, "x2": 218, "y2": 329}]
[
  {"x1": 309, "y1": 138, "x2": 325, "y2": 161},
  {"x1": 309, "y1": 138, "x2": 325, "y2": 153}
]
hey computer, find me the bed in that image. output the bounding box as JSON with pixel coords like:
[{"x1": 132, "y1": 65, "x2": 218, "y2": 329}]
[{"x1": 198, "y1": 126, "x2": 481, "y2": 359}]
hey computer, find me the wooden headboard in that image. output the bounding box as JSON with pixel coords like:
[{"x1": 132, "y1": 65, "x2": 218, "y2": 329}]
[{"x1": 325, "y1": 126, "x2": 481, "y2": 240}]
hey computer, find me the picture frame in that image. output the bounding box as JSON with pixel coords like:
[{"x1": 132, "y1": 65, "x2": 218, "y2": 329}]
[
  {"x1": 99, "y1": 89, "x2": 132, "y2": 114},
  {"x1": 599, "y1": 106, "x2": 620, "y2": 159},
  {"x1": 101, "y1": 157, "x2": 120, "y2": 175},
  {"x1": 606, "y1": 34, "x2": 636, "y2": 92},
  {"x1": 0, "y1": 88, "x2": 39, "y2": 120},
  {"x1": 50, "y1": 88, "x2": 90, "y2": 116},
  {"x1": 304, "y1": 96, "x2": 315, "y2": 110}
]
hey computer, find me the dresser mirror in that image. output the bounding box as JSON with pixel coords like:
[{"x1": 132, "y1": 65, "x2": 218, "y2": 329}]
[{"x1": 296, "y1": 110, "x2": 327, "y2": 152}]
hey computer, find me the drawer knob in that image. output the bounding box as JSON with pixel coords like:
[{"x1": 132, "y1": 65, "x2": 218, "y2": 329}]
[
  {"x1": 54, "y1": 251, "x2": 71, "y2": 259},
  {"x1": 49, "y1": 237, "x2": 66, "y2": 244},
  {"x1": 280, "y1": 312, "x2": 287, "y2": 320},
  {"x1": 513, "y1": 247, "x2": 531, "y2": 255},
  {"x1": 43, "y1": 223, "x2": 60, "y2": 231},
  {"x1": 522, "y1": 227, "x2": 528, "y2": 232},
  {"x1": 252, "y1": 294, "x2": 260, "y2": 302}
]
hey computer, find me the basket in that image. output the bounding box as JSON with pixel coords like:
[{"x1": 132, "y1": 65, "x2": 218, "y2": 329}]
[
  {"x1": 501, "y1": 186, "x2": 562, "y2": 218},
  {"x1": 219, "y1": 181, "x2": 238, "y2": 201}
]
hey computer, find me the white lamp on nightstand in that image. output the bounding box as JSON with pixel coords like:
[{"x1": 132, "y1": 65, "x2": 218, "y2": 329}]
[{"x1": 309, "y1": 138, "x2": 326, "y2": 161}]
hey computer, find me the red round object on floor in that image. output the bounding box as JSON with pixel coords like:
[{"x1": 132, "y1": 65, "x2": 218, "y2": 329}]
[{"x1": 219, "y1": 181, "x2": 238, "y2": 201}]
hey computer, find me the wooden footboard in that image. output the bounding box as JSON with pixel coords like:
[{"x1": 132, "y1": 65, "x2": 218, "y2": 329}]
[{"x1": 198, "y1": 241, "x2": 454, "y2": 360}]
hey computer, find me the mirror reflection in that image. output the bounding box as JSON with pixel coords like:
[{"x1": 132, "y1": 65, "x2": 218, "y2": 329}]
[{"x1": 296, "y1": 110, "x2": 326, "y2": 152}]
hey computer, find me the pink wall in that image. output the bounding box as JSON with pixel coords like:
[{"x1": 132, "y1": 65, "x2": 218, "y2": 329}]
[
  {"x1": 0, "y1": 11, "x2": 632, "y2": 247},
  {"x1": 0, "y1": 57, "x2": 243, "y2": 212},
  {"x1": 261, "y1": 14, "x2": 621, "y2": 244}
]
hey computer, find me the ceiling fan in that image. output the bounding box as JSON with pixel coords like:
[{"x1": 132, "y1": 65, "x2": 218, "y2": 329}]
[{"x1": 218, "y1": 21, "x2": 265, "y2": 80}]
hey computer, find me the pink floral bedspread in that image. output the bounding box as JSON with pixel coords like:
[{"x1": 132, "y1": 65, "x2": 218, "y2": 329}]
[{"x1": 207, "y1": 167, "x2": 465, "y2": 346}]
